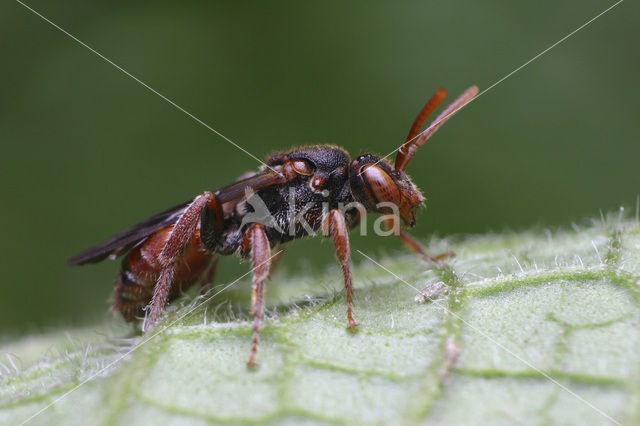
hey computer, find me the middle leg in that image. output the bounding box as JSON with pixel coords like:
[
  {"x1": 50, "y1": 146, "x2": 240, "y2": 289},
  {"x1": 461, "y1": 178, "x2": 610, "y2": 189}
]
[{"x1": 241, "y1": 223, "x2": 272, "y2": 367}]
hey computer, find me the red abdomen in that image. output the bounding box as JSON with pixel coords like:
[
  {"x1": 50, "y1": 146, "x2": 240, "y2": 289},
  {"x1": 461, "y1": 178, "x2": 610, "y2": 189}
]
[{"x1": 113, "y1": 225, "x2": 213, "y2": 321}]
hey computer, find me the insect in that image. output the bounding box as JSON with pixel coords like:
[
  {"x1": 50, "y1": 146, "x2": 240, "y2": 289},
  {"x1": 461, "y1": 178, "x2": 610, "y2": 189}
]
[{"x1": 68, "y1": 85, "x2": 478, "y2": 366}]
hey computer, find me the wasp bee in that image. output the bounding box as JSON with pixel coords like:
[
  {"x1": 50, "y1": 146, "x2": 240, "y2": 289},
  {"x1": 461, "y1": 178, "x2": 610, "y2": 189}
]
[{"x1": 69, "y1": 86, "x2": 477, "y2": 366}]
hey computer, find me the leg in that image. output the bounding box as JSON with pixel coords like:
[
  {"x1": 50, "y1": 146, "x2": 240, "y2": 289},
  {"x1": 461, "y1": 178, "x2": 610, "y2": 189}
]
[
  {"x1": 146, "y1": 192, "x2": 219, "y2": 330},
  {"x1": 241, "y1": 223, "x2": 271, "y2": 367},
  {"x1": 384, "y1": 217, "x2": 454, "y2": 263},
  {"x1": 323, "y1": 209, "x2": 357, "y2": 329},
  {"x1": 146, "y1": 266, "x2": 175, "y2": 330}
]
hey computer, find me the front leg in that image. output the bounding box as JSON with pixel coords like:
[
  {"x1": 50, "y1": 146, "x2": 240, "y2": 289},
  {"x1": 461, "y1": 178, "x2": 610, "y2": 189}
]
[
  {"x1": 323, "y1": 209, "x2": 357, "y2": 329},
  {"x1": 384, "y1": 217, "x2": 454, "y2": 263},
  {"x1": 241, "y1": 223, "x2": 271, "y2": 367}
]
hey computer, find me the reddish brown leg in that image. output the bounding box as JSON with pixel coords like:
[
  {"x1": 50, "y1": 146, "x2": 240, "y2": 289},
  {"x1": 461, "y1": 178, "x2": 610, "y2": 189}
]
[
  {"x1": 146, "y1": 191, "x2": 220, "y2": 330},
  {"x1": 241, "y1": 223, "x2": 271, "y2": 367},
  {"x1": 384, "y1": 217, "x2": 454, "y2": 263},
  {"x1": 323, "y1": 209, "x2": 357, "y2": 329}
]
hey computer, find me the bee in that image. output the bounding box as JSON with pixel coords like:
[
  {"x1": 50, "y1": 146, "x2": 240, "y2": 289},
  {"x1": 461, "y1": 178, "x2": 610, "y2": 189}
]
[{"x1": 68, "y1": 86, "x2": 477, "y2": 366}]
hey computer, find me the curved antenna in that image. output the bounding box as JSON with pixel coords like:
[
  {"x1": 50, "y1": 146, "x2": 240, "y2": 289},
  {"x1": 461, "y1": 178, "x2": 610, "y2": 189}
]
[{"x1": 395, "y1": 85, "x2": 478, "y2": 172}]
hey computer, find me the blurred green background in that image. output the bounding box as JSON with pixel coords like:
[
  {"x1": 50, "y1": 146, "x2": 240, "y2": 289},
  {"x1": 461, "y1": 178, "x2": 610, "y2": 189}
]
[{"x1": 1, "y1": 0, "x2": 638, "y2": 335}]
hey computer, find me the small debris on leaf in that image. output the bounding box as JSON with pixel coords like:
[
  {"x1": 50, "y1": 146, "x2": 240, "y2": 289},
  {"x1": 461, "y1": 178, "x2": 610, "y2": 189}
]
[{"x1": 414, "y1": 281, "x2": 447, "y2": 303}]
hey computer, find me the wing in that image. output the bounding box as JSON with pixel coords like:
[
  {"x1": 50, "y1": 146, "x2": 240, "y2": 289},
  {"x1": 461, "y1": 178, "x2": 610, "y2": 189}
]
[
  {"x1": 67, "y1": 169, "x2": 289, "y2": 266},
  {"x1": 67, "y1": 200, "x2": 191, "y2": 265}
]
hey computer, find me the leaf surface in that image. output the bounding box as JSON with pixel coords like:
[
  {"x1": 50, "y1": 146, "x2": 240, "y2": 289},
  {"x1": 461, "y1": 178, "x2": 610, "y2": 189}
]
[{"x1": 2, "y1": 218, "x2": 639, "y2": 425}]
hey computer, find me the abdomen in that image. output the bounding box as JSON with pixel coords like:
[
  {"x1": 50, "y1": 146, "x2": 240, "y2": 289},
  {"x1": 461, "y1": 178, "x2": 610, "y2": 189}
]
[{"x1": 113, "y1": 225, "x2": 214, "y2": 322}]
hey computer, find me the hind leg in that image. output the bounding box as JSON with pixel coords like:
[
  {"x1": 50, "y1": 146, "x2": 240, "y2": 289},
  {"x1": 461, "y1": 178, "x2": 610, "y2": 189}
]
[{"x1": 146, "y1": 192, "x2": 221, "y2": 329}]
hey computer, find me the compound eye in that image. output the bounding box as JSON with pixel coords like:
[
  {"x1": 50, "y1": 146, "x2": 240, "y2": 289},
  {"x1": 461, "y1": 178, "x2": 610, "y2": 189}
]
[
  {"x1": 291, "y1": 160, "x2": 314, "y2": 176},
  {"x1": 360, "y1": 165, "x2": 400, "y2": 204}
]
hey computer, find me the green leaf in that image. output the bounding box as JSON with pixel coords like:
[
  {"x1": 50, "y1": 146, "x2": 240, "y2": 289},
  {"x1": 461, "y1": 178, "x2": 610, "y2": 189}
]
[{"x1": 2, "y1": 216, "x2": 640, "y2": 425}]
